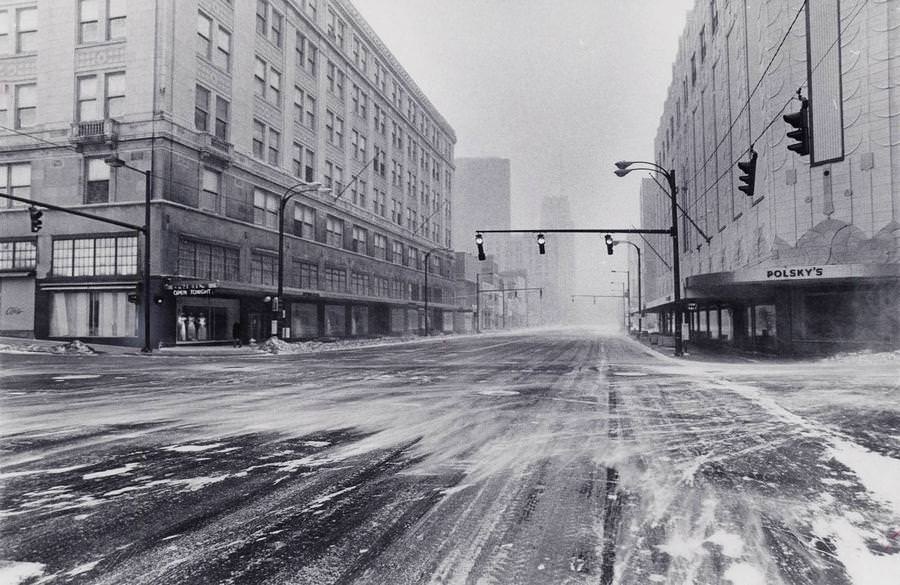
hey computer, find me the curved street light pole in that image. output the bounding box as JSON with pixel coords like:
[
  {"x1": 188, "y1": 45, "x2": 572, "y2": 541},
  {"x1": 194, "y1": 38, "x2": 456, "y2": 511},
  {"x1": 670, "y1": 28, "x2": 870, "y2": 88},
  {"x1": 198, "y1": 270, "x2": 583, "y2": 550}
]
[
  {"x1": 105, "y1": 156, "x2": 153, "y2": 353},
  {"x1": 277, "y1": 181, "x2": 322, "y2": 339},
  {"x1": 614, "y1": 160, "x2": 683, "y2": 356}
]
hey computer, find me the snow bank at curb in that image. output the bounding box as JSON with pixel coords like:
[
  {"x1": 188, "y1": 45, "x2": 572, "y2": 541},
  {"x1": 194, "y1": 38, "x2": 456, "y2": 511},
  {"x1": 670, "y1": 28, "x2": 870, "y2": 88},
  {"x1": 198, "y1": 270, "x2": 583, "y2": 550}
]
[
  {"x1": 0, "y1": 340, "x2": 97, "y2": 355},
  {"x1": 821, "y1": 349, "x2": 900, "y2": 364},
  {"x1": 255, "y1": 335, "x2": 425, "y2": 354}
]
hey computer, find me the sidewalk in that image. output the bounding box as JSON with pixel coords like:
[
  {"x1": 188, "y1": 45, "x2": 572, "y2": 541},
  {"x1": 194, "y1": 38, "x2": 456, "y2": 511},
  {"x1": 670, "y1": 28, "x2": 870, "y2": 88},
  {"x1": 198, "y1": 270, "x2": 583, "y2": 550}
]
[
  {"x1": 629, "y1": 333, "x2": 796, "y2": 363},
  {"x1": 0, "y1": 336, "x2": 265, "y2": 357},
  {"x1": 0, "y1": 334, "x2": 454, "y2": 358}
]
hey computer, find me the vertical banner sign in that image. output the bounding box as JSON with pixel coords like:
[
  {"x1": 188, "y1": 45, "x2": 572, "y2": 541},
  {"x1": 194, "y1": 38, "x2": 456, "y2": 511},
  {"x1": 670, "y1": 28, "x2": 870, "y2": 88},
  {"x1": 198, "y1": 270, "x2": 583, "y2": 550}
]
[{"x1": 806, "y1": 0, "x2": 845, "y2": 166}]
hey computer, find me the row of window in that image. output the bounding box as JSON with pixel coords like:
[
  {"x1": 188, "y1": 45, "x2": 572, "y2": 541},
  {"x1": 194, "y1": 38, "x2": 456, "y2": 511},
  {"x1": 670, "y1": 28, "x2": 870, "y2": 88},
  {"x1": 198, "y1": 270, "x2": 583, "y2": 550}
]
[
  {"x1": 1, "y1": 159, "x2": 449, "y2": 248},
  {"x1": 0, "y1": 235, "x2": 137, "y2": 276},
  {"x1": 253, "y1": 0, "x2": 454, "y2": 158},
  {"x1": 0, "y1": 232, "x2": 451, "y2": 304},
  {"x1": 1, "y1": 69, "x2": 123, "y2": 131},
  {"x1": 175, "y1": 236, "x2": 449, "y2": 301},
  {"x1": 0, "y1": 1, "x2": 124, "y2": 57}
]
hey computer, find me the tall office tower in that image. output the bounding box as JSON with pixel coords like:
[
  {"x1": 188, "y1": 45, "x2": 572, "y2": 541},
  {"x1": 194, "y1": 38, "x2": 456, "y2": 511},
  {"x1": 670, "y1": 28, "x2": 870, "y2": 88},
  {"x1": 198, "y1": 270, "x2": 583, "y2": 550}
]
[
  {"x1": 451, "y1": 157, "x2": 511, "y2": 252},
  {"x1": 535, "y1": 195, "x2": 575, "y2": 325},
  {"x1": 0, "y1": 0, "x2": 457, "y2": 345}
]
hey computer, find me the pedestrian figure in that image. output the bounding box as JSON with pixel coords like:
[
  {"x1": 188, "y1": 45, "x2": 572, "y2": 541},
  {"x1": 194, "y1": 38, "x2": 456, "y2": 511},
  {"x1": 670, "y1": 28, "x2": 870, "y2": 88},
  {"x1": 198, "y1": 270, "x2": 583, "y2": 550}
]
[{"x1": 232, "y1": 321, "x2": 242, "y2": 348}]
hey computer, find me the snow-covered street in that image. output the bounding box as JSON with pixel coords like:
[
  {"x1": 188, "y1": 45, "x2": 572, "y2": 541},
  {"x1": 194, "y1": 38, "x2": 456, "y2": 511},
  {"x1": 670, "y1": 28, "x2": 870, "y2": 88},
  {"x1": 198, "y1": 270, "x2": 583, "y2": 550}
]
[{"x1": 1, "y1": 329, "x2": 898, "y2": 584}]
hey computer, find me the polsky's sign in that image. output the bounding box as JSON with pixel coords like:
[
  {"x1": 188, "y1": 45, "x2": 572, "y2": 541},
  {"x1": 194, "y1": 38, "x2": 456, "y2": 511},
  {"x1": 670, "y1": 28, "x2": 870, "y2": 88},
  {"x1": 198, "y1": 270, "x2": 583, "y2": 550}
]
[{"x1": 733, "y1": 264, "x2": 883, "y2": 283}]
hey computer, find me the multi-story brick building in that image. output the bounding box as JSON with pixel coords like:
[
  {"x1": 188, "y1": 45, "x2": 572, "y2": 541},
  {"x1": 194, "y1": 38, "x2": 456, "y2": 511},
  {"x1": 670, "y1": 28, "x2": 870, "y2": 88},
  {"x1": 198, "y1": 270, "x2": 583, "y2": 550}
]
[
  {"x1": 0, "y1": 0, "x2": 458, "y2": 346},
  {"x1": 639, "y1": 0, "x2": 899, "y2": 354}
]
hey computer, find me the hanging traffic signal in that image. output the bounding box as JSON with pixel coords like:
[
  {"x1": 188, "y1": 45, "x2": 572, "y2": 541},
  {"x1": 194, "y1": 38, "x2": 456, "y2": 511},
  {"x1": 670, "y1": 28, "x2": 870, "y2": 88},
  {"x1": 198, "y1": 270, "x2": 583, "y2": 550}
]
[
  {"x1": 537, "y1": 233, "x2": 546, "y2": 255},
  {"x1": 783, "y1": 97, "x2": 809, "y2": 157},
  {"x1": 475, "y1": 233, "x2": 486, "y2": 261},
  {"x1": 737, "y1": 149, "x2": 758, "y2": 197},
  {"x1": 29, "y1": 206, "x2": 43, "y2": 232},
  {"x1": 605, "y1": 234, "x2": 614, "y2": 255}
]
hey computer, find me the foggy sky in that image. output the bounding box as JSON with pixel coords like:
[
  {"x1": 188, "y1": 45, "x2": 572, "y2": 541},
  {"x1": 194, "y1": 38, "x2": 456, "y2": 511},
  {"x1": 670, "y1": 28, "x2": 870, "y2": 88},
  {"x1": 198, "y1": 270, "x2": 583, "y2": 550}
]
[{"x1": 352, "y1": 0, "x2": 694, "y2": 297}]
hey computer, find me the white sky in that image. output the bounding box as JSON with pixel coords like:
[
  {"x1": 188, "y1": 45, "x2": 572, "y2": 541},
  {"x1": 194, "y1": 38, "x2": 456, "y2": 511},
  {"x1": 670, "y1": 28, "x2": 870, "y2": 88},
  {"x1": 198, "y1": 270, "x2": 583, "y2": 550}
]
[{"x1": 352, "y1": 0, "x2": 695, "y2": 295}]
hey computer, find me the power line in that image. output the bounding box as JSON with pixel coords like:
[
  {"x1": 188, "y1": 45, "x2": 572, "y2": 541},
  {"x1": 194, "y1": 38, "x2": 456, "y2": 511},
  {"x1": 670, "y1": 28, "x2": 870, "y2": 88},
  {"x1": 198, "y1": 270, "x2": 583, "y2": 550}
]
[
  {"x1": 682, "y1": 0, "x2": 808, "y2": 189},
  {"x1": 688, "y1": 0, "x2": 869, "y2": 207}
]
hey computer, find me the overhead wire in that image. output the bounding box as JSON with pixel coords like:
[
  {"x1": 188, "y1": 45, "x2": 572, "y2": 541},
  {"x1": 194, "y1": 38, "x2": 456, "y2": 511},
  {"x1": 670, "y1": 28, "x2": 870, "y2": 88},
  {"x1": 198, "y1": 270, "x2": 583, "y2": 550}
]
[
  {"x1": 681, "y1": 0, "x2": 809, "y2": 189},
  {"x1": 689, "y1": 0, "x2": 869, "y2": 206}
]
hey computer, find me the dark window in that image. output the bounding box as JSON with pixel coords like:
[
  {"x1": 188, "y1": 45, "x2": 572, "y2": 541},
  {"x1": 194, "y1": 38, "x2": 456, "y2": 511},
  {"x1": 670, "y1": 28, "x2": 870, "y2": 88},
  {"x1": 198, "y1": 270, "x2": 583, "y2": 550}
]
[
  {"x1": 195, "y1": 85, "x2": 210, "y2": 131},
  {"x1": 177, "y1": 238, "x2": 239, "y2": 281},
  {"x1": 85, "y1": 158, "x2": 110, "y2": 204}
]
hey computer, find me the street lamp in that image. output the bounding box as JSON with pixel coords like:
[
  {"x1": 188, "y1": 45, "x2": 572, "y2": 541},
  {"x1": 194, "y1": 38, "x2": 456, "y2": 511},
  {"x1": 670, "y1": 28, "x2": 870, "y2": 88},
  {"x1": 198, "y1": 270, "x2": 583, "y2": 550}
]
[
  {"x1": 277, "y1": 181, "x2": 323, "y2": 339},
  {"x1": 423, "y1": 246, "x2": 446, "y2": 336},
  {"x1": 614, "y1": 160, "x2": 683, "y2": 356},
  {"x1": 105, "y1": 155, "x2": 152, "y2": 353},
  {"x1": 611, "y1": 240, "x2": 643, "y2": 333}
]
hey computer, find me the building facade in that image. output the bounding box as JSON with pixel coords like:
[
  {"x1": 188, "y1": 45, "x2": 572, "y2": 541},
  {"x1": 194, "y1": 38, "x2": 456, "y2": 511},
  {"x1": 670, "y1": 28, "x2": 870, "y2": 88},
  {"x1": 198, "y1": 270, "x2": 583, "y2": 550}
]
[
  {"x1": 0, "y1": 0, "x2": 458, "y2": 346},
  {"x1": 641, "y1": 0, "x2": 899, "y2": 354}
]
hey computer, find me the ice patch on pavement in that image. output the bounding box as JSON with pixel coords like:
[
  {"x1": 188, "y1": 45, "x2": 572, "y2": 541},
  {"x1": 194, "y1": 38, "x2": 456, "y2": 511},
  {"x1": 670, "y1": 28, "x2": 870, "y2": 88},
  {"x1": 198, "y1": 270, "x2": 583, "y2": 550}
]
[
  {"x1": 305, "y1": 485, "x2": 358, "y2": 510},
  {"x1": 611, "y1": 372, "x2": 648, "y2": 377},
  {"x1": 83, "y1": 463, "x2": 139, "y2": 480},
  {"x1": 814, "y1": 516, "x2": 900, "y2": 585},
  {"x1": 52, "y1": 374, "x2": 102, "y2": 381},
  {"x1": 723, "y1": 562, "x2": 765, "y2": 585},
  {"x1": 170, "y1": 475, "x2": 230, "y2": 491},
  {"x1": 0, "y1": 464, "x2": 89, "y2": 480},
  {"x1": 476, "y1": 389, "x2": 519, "y2": 396},
  {"x1": 0, "y1": 560, "x2": 46, "y2": 584},
  {"x1": 706, "y1": 530, "x2": 745, "y2": 557},
  {"x1": 163, "y1": 443, "x2": 224, "y2": 453},
  {"x1": 828, "y1": 440, "x2": 900, "y2": 514},
  {"x1": 66, "y1": 560, "x2": 100, "y2": 576}
]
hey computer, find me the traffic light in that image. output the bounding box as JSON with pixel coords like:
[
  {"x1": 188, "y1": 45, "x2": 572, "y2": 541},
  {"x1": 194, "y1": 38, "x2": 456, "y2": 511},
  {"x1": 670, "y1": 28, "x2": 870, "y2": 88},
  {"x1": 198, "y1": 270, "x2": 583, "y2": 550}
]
[
  {"x1": 737, "y1": 149, "x2": 758, "y2": 197},
  {"x1": 537, "y1": 233, "x2": 546, "y2": 255},
  {"x1": 783, "y1": 97, "x2": 809, "y2": 157},
  {"x1": 29, "y1": 206, "x2": 43, "y2": 232},
  {"x1": 475, "y1": 233, "x2": 486, "y2": 261},
  {"x1": 605, "y1": 234, "x2": 614, "y2": 255}
]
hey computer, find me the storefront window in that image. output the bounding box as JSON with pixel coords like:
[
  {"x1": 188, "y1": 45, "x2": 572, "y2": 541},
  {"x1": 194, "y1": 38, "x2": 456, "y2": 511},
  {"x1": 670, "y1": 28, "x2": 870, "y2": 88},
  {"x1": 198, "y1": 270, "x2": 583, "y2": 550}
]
[
  {"x1": 720, "y1": 308, "x2": 733, "y2": 341},
  {"x1": 291, "y1": 302, "x2": 317, "y2": 337},
  {"x1": 175, "y1": 298, "x2": 238, "y2": 342},
  {"x1": 754, "y1": 304, "x2": 776, "y2": 339},
  {"x1": 351, "y1": 305, "x2": 368, "y2": 335},
  {"x1": 324, "y1": 304, "x2": 345, "y2": 336},
  {"x1": 709, "y1": 309, "x2": 720, "y2": 339},
  {"x1": 49, "y1": 291, "x2": 136, "y2": 337}
]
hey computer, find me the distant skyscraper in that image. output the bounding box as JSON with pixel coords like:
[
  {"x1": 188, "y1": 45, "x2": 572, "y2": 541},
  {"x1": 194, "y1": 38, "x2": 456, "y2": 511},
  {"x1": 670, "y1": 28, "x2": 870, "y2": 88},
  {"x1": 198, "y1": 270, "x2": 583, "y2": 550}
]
[
  {"x1": 537, "y1": 196, "x2": 576, "y2": 324},
  {"x1": 452, "y1": 158, "x2": 511, "y2": 251}
]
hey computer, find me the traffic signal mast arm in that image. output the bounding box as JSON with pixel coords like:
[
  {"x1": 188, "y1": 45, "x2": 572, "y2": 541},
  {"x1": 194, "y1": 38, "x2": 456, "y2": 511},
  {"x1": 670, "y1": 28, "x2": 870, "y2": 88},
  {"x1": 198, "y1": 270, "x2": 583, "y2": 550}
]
[
  {"x1": 0, "y1": 191, "x2": 146, "y2": 233},
  {"x1": 474, "y1": 228, "x2": 672, "y2": 235}
]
